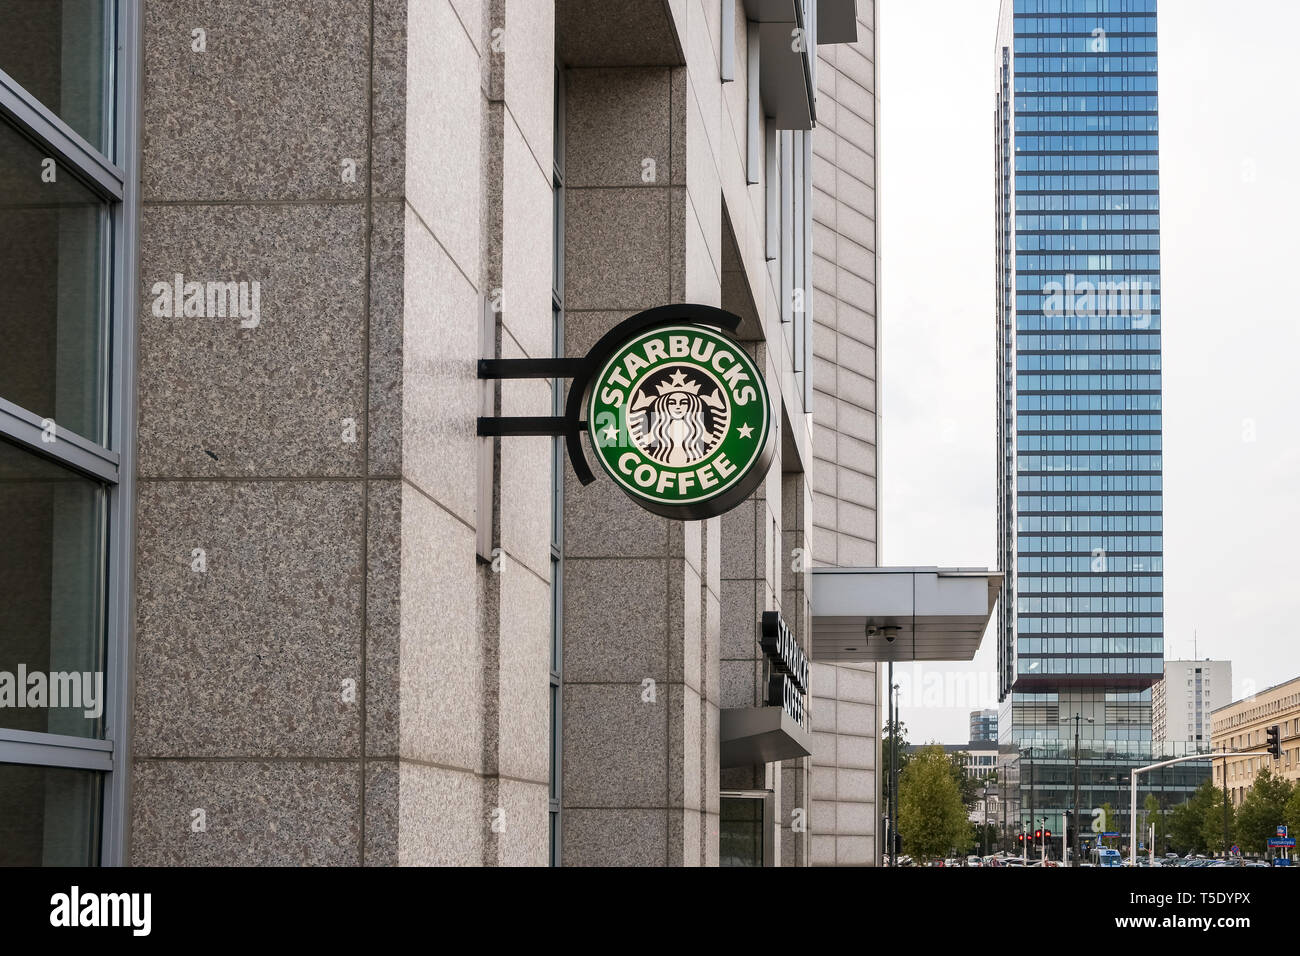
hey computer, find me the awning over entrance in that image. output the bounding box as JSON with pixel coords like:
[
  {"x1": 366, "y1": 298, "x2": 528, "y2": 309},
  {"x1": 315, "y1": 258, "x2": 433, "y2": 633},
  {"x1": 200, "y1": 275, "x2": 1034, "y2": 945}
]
[
  {"x1": 810, "y1": 567, "x2": 1002, "y2": 663},
  {"x1": 720, "y1": 707, "x2": 814, "y2": 768}
]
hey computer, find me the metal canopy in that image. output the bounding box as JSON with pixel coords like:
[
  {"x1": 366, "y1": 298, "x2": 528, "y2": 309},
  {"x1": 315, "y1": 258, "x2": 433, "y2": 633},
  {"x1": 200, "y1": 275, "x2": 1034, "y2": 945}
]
[
  {"x1": 811, "y1": 567, "x2": 1002, "y2": 663},
  {"x1": 720, "y1": 707, "x2": 813, "y2": 768}
]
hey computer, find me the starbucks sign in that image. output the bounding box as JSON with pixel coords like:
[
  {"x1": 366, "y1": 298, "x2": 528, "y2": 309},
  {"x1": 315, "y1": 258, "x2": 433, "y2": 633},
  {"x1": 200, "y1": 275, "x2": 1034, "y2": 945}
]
[
  {"x1": 587, "y1": 324, "x2": 774, "y2": 520},
  {"x1": 478, "y1": 305, "x2": 775, "y2": 522}
]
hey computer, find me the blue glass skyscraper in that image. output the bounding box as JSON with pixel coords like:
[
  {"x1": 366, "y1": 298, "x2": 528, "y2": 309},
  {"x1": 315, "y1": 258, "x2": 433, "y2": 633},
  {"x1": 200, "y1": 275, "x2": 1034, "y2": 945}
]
[{"x1": 994, "y1": 0, "x2": 1202, "y2": 850}]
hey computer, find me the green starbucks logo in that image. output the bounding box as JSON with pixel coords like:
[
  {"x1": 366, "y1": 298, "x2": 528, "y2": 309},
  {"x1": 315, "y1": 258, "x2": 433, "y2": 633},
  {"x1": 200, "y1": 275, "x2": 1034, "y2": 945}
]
[{"x1": 587, "y1": 325, "x2": 773, "y2": 519}]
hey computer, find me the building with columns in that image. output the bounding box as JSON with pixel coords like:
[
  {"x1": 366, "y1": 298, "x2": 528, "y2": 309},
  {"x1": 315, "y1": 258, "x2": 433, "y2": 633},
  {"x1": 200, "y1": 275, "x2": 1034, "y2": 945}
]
[{"x1": 1211, "y1": 675, "x2": 1300, "y2": 808}]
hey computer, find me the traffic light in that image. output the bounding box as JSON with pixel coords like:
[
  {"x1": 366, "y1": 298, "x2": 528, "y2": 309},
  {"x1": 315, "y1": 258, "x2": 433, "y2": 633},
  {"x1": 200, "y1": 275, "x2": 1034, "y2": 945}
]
[
  {"x1": 1267, "y1": 724, "x2": 1281, "y2": 760},
  {"x1": 1045, "y1": 829, "x2": 1052, "y2": 842},
  {"x1": 1018, "y1": 833, "x2": 1025, "y2": 845},
  {"x1": 1035, "y1": 828, "x2": 1043, "y2": 843}
]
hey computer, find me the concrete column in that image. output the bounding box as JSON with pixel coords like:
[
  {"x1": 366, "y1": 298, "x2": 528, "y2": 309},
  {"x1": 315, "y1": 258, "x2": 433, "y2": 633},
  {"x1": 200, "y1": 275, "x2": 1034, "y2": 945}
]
[
  {"x1": 558, "y1": 55, "x2": 719, "y2": 865},
  {"x1": 780, "y1": 471, "x2": 813, "y2": 866},
  {"x1": 130, "y1": 0, "x2": 555, "y2": 866},
  {"x1": 807, "y1": 0, "x2": 881, "y2": 866},
  {"x1": 130, "y1": 0, "x2": 406, "y2": 865}
]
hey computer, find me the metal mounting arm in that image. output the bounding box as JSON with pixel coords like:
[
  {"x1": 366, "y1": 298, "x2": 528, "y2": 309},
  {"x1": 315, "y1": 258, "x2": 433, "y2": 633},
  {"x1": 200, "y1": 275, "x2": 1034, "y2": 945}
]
[{"x1": 476, "y1": 304, "x2": 742, "y2": 486}]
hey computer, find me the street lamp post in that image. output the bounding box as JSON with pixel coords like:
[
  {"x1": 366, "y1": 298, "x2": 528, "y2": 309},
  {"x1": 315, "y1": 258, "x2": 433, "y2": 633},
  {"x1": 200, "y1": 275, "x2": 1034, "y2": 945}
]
[
  {"x1": 983, "y1": 785, "x2": 994, "y2": 858},
  {"x1": 1159, "y1": 764, "x2": 1166, "y2": 856},
  {"x1": 1024, "y1": 747, "x2": 1035, "y2": 863},
  {"x1": 1221, "y1": 745, "x2": 1229, "y2": 859},
  {"x1": 1101, "y1": 771, "x2": 1129, "y2": 854},
  {"x1": 1117, "y1": 773, "x2": 1127, "y2": 852},
  {"x1": 890, "y1": 678, "x2": 900, "y2": 867},
  {"x1": 1062, "y1": 713, "x2": 1094, "y2": 867},
  {"x1": 1000, "y1": 773, "x2": 1007, "y2": 852}
]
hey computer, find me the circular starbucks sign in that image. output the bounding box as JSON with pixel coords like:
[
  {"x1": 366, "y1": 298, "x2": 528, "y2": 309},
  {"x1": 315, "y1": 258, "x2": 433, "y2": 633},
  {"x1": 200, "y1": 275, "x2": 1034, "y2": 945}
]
[{"x1": 587, "y1": 324, "x2": 774, "y2": 519}]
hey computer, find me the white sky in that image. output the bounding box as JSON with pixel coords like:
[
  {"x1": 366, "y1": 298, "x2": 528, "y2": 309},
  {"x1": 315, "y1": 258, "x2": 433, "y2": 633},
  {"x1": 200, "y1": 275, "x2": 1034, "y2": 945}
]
[{"x1": 878, "y1": 0, "x2": 1300, "y2": 744}]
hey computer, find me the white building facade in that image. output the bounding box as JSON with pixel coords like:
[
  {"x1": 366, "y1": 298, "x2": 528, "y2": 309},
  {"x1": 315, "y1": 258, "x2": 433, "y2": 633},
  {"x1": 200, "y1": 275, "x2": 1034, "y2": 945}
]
[{"x1": 1152, "y1": 659, "x2": 1231, "y2": 745}]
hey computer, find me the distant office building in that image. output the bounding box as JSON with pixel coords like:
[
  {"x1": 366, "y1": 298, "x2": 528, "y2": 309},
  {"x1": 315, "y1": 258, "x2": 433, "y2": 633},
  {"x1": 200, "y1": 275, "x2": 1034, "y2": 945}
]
[
  {"x1": 970, "y1": 789, "x2": 1003, "y2": 828},
  {"x1": 1153, "y1": 659, "x2": 1230, "y2": 744},
  {"x1": 992, "y1": 0, "x2": 1203, "y2": 840},
  {"x1": 1211, "y1": 675, "x2": 1300, "y2": 807},
  {"x1": 970, "y1": 708, "x2": 998, "y2": 743},
  {"x1": 905, "y1": 743, "x2": 999, "y2": 781}
]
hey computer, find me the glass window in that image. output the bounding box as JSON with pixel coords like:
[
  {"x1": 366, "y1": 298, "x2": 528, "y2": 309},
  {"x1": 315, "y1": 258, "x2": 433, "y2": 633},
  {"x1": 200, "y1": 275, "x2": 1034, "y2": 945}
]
[
  {"x1": 549, "y1": 64, "x2": 564, "y2": 868},
  {"x1": 720, "y1": 796, "x2": 766, "y2": 867},
  {"x1": 0, "y1": 116, "x2": 109, "y2": 444},
  {"x1": 0, "y1": 762, "x2": 102, "y2": 865},
  {"x1": 0, "y1": 0, "x2": 114, "y2": 155},
  {"x1": 0, "y1": 0, "x2": 130, "y2": 869},
  {"x1": 0, "y1": 439, "x2": 107, "y2": 739}
]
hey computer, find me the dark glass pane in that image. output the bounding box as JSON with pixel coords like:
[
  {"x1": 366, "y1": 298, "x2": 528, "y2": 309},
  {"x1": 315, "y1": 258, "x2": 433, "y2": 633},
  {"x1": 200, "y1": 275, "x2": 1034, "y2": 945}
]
[
  {"x1": 0, "y1": 763, "x2": 102, "y2": 865},
  {"x1": 0, "y1": 0, "x2": 113, "y2": 155},
  {"x1": 0, "y1": 439, "x2": 106, "y2": 739},
  {"x1": 548, "y1": 683, "x2": 557, "y2": 800},
  {"x1": 720, "y1": 796, "x2": 764, "y2": 866},
  {"x1": 0, "y1": 115, "x2": 108, "y2": 444}
]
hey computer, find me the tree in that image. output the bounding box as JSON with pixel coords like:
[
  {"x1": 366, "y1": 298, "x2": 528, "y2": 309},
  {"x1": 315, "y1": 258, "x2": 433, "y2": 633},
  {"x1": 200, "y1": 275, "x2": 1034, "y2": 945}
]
[
  {"x1": 1144, "y1": 793, "x2": 1168, "y2": 855},
  {"x1": 1284, "y1": 786, "x2": 1300, "y2": 836},
  {"x1": 899, "y1": 745, "x2": 970, "y2": 861},
  {"x1": 1199, "y1": 785, "x2": 1235, "y2": 855},
  {"x1": 1167, "y1": 780, "x2": 1226, "y2": 855},
  {"x1": 881, "y1": 719, "x2": 910, "y2": 853},
  {"x1": 948, "y1": 752, "x2": 985, "y2": 810},
  {"x1": 882, "y1": 719, "x2": 910, "y2": 785},
  {"x1": 1168, "y1": 795, "x2": 1204, "y2": 854},
  {"x1": 1235, "y1": 766, "x2": 1294, "y2": 854},
  {"x1": 1094, "y1": 802, "x2": 1114, "y2": 838}
]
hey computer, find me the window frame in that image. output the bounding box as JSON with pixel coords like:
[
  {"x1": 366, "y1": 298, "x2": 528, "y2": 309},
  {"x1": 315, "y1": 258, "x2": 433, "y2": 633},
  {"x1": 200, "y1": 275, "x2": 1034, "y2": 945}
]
[
  {"x1": 0, "y1": 0, "x2": 140, "y2": 867},
  {"x1": 549, "y1": 60, "x2": 565, "y2": 868}
]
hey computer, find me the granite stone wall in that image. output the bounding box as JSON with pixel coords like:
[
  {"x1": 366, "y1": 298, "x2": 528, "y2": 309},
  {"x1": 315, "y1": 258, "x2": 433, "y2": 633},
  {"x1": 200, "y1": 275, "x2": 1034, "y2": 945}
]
[{"x1": 130, "y1": 0, "x2": 554, "y2": 867}]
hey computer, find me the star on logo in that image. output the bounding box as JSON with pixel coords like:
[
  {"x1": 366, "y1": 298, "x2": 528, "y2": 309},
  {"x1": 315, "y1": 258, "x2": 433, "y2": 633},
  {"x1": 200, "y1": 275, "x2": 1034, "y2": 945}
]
[
  {"x1": 737, "y1": 423, "x2": 753, "y2": 439},
  {"x1": 602, "y1": 424, "x2": 619, "y2": 441}
]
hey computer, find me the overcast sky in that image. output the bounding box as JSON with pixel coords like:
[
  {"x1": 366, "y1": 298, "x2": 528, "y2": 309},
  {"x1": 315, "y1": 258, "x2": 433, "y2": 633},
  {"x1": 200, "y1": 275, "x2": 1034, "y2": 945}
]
[{"x1": 878, "y1": 0, "x2": 1300, "y2": 744}]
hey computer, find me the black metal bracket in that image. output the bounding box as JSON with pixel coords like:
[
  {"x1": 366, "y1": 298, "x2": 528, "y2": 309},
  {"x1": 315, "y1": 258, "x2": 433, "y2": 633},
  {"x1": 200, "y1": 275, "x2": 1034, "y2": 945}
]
[
  {"x1": 477, "y1": 358, "x2": 587, "y2": 380},
  {"x1": 476, "y1": 417, "x2": 586, "y2": 437},
  {"x1": 477, "y1": 304, "x2": 742, "y2": 486}
]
